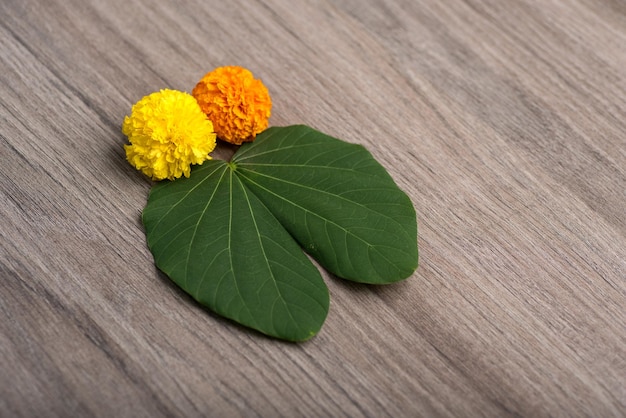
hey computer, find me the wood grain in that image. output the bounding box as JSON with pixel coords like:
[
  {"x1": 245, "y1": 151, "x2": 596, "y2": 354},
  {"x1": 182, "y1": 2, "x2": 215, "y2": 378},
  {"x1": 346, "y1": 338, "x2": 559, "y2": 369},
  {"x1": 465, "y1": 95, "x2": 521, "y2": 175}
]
[{"x1": 1, "y1": 0, "x2": 625, "y2": 416}]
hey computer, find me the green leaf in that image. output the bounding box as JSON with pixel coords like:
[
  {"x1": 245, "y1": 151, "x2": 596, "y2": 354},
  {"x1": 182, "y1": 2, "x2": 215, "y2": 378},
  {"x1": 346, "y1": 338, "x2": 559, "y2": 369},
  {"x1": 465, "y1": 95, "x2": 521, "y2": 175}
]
[
  {"x1": 233, "y1": 125, "x2": 418, "y2": 284},
  {"x1": 142, "y1": 160, "x2": 329, "y2": 341},
  {"x1": 142, "y1": 125, "x2": 418, "y2": 340}
]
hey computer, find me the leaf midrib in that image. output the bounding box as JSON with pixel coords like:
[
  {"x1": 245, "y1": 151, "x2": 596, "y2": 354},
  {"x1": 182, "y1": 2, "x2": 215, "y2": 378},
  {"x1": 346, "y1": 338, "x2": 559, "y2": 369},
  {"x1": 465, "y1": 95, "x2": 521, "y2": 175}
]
[
  {"x1": 237, "y1": 168, "x2": 414, "y2": 241},
  {"x1": 182, "y1": 165, "x2": 229, "y2": 290},
  {"x1": 235, "y1": 175, "x2": 301, "y2": 336}
]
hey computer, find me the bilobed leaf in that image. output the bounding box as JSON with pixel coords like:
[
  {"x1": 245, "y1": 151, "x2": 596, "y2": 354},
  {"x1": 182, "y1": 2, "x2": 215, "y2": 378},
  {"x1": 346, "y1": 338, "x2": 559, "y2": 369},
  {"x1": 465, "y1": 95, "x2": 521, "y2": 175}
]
[
  {"x1": 234, "y1": 125, "x2": 418, "y2": 284},
  {"x1": 143, "y1": 125, "x2": 418, "y2": 340},
  {"x1": 143, "y1": 160, "x2": 329, "y2": 341}
]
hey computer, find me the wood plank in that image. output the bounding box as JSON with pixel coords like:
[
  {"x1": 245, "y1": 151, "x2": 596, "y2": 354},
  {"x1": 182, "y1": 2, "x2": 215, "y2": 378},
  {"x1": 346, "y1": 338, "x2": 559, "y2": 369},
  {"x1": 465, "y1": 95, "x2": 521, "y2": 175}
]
[{"x1": 1, "y1": 0, "x2": 624, "y2": 416}]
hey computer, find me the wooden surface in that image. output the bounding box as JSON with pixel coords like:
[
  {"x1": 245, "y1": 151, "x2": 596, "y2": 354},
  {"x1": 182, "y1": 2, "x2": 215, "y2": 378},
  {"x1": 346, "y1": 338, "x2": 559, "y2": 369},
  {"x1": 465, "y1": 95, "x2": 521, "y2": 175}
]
[{"x1": 1, "y1": 0, "x2": 625, "y2": 416}]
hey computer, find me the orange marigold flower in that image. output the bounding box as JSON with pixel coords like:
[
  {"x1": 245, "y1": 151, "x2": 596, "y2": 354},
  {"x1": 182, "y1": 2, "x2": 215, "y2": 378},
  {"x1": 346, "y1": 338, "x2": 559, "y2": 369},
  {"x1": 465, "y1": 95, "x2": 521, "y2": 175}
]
[{"x1": 192, "y1": 66, "x2": 272, "y2": 145}]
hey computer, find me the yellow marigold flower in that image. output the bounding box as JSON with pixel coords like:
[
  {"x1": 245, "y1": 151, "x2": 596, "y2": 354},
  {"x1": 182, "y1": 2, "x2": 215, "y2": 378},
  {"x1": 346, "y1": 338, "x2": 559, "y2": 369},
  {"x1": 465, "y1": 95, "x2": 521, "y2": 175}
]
[
  {"x1": 192, "y1": 66, "x2": 272, "y2": 145},
  {"x1": 123, "y1": 89, "x2": 217, "y2": 181}
]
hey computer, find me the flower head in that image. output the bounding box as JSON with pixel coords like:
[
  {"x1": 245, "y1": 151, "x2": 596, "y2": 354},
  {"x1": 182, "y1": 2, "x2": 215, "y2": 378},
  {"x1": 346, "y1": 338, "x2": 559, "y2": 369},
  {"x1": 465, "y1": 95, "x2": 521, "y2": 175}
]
[
  {"x1": 192, "y1": 66, "x2": 271, "y2": 145},
  {"x1": 123, "y1": 89, "x2": 217, "y2": 181}
]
